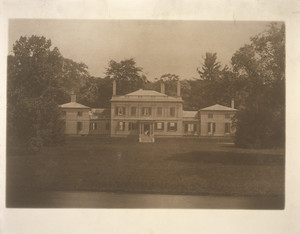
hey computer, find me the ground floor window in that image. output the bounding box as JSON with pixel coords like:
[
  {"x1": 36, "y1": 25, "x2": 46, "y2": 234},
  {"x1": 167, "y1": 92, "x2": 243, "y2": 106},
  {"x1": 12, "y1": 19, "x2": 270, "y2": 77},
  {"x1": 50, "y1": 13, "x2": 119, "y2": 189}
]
[
  {"x1": 77, "y1": 122, "x2": 82, "y2": 131},
  {"x1": 118, "y1": 121, "x2": 125, "y2": 131},
  {"x1": 90, "y1": 122, "x2": 97, "y2": 130},
  {"x1": 129, "y1": 122, "x2": 138, "y2": 130},
  {"x1": 168, "y1": 122, "x2": 177, "y2": 131},
  {"x1": 225, "y1": 123, "x2": 231, "y2": 133},
  {"x1": 185, "y1": 123, "x2": 196, "y2": 132},
  {"x1": 207, "y1": 122, "x2": 216, "y2": 134},
  {"x1": 155, "y1": 122, "x2": 164, "y2": 131}
]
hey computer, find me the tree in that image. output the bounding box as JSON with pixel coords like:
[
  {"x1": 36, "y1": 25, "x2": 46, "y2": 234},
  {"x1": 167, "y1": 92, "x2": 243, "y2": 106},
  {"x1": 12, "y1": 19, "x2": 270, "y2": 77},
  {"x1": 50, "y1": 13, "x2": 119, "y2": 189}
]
[
  {"x1": 187, "y1": 53, "x2": 235, "y2": 109},
  {"x1": 77, "y1": 76, "x2": 112, "y2": 108},
  {"x1": 231, "y1": 23, "x2": 285, "y2": 148},
  {"x1": 197, "y1": 52, "x2": 221, "y2": 81},
  {"x1": 105, "y1": 58, "x2": 148, "y2": 95},
  {"x1": 7, "y1": 35, "x2": 90, "y2": 153}
]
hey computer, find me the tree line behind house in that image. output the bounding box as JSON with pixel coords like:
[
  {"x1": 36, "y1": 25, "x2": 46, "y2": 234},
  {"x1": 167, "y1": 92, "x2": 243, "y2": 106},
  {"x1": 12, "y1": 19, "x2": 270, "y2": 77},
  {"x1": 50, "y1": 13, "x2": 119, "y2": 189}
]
[{"x1": 7, "y1": 23, "x2": 285, "y2": 153}]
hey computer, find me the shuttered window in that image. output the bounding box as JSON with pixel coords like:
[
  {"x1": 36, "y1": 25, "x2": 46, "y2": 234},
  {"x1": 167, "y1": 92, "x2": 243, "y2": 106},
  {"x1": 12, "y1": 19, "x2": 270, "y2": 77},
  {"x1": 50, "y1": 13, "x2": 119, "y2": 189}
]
[
  {"x1": 155, "y1": 122, "x2": 164, "y2": 130},
  {"x1": 170, "y1": 107, "x2": 175, "y2": 117},
  {"x1": 118, "y1": 122, "x2": 125, "y2": 131},
  {"x1": 77, "y1": 122, "x2": 82, "y2": 131},
  {"x1": 157, "y1": 107, "x2": 162, "y2": 116},
  {"x1": 115, "y1": 107, "x2": 126, "y2": 116},
  {"x1": 131, "y1": 107, "x2": 136, "y2": 116},
  {"x1": 129, "y1": 122, "x2": 138, "y2": 130},
  {"x1": 208, "y1": 122, "x2": 216, "y2": 133},
  {"x1": 142, "y1": 107, "x2": 152, "y2": 116},
  {"x1": 225, "y1": 123, "x2": 231, "y2": 133},
  {"x1": 168, "y1": 122, "x2": 177, "y2": 131}
]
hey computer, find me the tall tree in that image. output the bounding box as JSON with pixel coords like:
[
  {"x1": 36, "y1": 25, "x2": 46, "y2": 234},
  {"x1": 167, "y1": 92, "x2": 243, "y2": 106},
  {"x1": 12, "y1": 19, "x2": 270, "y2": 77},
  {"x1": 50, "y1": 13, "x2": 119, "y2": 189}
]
[
  {"x1": 231, "y1": 23, "x2": 285, "y2": 148},
  {"x1": 105, "y1": 58, "x2": 148, "y2": 95},
  {"x1": 197, "y1": 52, "x2": 221, "y2": 81},
  {"x1": 188, "y1": 53, "x2": 235, "y2": 109},
  {"x1": 7, "y1": 35, "x2": 90, "y2": 153}
]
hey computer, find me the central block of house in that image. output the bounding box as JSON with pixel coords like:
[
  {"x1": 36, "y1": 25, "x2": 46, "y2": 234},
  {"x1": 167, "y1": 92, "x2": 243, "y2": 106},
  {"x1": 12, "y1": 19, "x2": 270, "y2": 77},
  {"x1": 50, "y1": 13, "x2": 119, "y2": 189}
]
[
  {"x1": 59, "y1": 80, "x2": 237, "y2": 142},
  {"x1": 110, "y1": 84, "x2": 183, "y2": 142}
]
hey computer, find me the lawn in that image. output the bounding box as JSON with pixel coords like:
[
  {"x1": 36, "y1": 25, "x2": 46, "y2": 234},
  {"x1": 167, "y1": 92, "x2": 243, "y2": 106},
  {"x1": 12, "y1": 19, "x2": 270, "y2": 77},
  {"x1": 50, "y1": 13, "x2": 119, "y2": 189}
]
[{"x1": 6, "y1": 136, "x2": 285, "y2": 197}]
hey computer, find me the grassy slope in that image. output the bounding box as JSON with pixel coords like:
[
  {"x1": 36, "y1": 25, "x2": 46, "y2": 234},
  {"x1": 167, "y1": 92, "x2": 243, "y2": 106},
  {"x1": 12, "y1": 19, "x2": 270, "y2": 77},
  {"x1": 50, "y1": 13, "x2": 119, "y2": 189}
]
[{"x1": 6, "y1": 136, "x2": 285, "y2": 196}]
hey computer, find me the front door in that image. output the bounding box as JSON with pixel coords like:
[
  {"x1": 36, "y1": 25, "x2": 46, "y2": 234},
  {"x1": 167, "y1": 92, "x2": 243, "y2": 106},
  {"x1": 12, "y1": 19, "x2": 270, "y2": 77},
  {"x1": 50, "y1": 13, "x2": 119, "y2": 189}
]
[{"x1": 139, "y1": 122, "x2": 154, "y2": 143}]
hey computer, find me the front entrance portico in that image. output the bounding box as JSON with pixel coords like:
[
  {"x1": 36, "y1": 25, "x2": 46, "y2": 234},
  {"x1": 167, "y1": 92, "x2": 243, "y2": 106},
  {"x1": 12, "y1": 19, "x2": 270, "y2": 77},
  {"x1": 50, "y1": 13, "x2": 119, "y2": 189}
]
[{"x1": 139, "y1": 121, "x2": 154, "y2": 143}]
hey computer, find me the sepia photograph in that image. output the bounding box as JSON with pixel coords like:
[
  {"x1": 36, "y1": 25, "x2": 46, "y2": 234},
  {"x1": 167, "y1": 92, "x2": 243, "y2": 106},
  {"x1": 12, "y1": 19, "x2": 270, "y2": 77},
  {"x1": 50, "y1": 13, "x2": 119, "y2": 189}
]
[{"x1": 6, "y1": 19, "x2": 285, "y2": 209}]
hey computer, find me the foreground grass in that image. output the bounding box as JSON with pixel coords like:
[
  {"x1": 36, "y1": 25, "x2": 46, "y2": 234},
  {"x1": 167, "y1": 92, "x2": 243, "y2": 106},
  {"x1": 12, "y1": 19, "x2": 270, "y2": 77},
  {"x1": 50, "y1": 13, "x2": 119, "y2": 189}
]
[{"x1": 6, "y1": 136, "x2": 285, "y2": 197}]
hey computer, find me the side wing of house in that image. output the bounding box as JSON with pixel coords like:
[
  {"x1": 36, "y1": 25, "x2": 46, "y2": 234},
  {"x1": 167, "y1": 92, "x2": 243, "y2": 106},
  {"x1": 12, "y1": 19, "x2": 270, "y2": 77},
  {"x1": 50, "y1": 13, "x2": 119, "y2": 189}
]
[{"x1": 200, "y1": 104, "x2": 237, "y2": 137}]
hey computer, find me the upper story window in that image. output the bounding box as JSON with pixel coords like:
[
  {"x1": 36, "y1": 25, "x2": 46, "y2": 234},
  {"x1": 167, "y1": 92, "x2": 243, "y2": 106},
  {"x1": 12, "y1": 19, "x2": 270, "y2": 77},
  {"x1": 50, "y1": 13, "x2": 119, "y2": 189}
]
[
  {"x1": 225, "y1": 113, "x2": 231, "y2": 119},
  {"x1": 77, "y1": 111, "x2": 83, "y2": 117},
  {"x1": 115, "y1": 107, "x2": 126, "y2": 116},
  {"x1": 157, "y1": 107, "x2": 162, "y2": 116},
  {"x1": 106, "y1": 123, "x2": 110, "y2": 130},
  {"x1": 170, "y1": 107, "x2": 175, "y2": 117},
  {"x1": 208, "y1": 113, "x2": 213, "y2": 119},
  {"x1": 142, "y1": 107, "x2": 152, "y2": 116},
  {"x1": 131, "y1": 107, "x2": 137, "y2": 116}
]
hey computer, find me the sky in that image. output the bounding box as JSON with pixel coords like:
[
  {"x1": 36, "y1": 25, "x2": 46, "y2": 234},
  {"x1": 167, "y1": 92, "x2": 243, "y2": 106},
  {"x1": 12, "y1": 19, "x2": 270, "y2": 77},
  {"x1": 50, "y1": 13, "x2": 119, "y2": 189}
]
[{"x1": 8, "y1": 20, "x2": 271, "y2": 80}]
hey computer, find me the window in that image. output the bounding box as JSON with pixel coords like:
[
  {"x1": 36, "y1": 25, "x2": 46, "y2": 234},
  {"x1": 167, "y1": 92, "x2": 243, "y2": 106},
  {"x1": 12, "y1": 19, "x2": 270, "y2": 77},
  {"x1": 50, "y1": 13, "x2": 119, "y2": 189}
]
[
  {"x1": 207, "y1": 122, "x2": 216, "y2": 134},
  {"x1": 142, "y1": 107, "x2": 152, "y2": 116},
  {"x1": 77, "y1": 122, "x2": 82, "y2": 131},
  {"x1": 77, "y1": 111, "x2": 83, "y2": 117},
  {"x1": 208, "y1": 113, "x2": 213, "y2": 119},
  {"x1": 185, "y1": 123, "x2": 196, "y2": 132},
  {"x1": 225, "y1": 114, "x2": 231, "y2": 119},
  {"x1": 157, "y1": 107, "x2": 162, "y2": 116},
  {"x1": 106, "y1": 123, "x2": 110, "y2": 130},
  {"x1": 129, "y1": 122, "x2": 138, "y2": 130},
  {"x1": 90, "y1": 122, "x2": 97, "y2": 130},
  {"x1": 131, "y1": 107, "x2": 137, "y2": 116},
  {"x1": 225, "y1": 123, "x2": 231, "y2": 133},
  {"x1": 168, "y1": 122, "x2": 177, "y2": 131},
  {"x1": 155, "y1": 122, "x2": 164, "y2": 130},
  {"x1": 115, "y1": 107, "x2": 126, "y2": 116},
  {"x1": 170, "y1": 107, "x2": 175, "y2": 117},
  {"x1": 118, "y1": 122, "x2": 125, "y2": 131}
]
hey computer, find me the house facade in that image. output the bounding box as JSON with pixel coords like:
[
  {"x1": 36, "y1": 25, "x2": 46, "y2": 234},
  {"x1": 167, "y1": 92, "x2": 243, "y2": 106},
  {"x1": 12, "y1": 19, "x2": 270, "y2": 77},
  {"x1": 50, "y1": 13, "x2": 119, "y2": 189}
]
[
  {"x1": 200, "y1": 101, "x2": 237, "y2": 137},
  {"x1": 59, "y1": 81, "x2": 237, "y2": 141}
]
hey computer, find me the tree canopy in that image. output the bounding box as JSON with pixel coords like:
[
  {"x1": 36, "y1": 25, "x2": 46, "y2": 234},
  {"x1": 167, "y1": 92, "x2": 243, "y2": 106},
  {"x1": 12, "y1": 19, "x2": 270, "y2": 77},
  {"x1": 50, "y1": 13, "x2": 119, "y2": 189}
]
[
  {"x1": 7, "y1": 35, "x2": 90, "y2": 153},
  {"x1": 231, "y1": 23, "x2": 285, "y2": 148},
  {"x1": 197, "y1": 52, "x2": 222, "y2": 81},
  {"x1": 105, "y1": 58, "x2": 148, "y2": 95}
]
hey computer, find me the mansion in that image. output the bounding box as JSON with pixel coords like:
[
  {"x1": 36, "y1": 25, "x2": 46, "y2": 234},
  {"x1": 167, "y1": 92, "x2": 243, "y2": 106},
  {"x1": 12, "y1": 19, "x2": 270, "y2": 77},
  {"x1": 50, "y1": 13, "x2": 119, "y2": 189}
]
[{"x1": 59, "y1": 81, "x2": 237, "y2": 142}]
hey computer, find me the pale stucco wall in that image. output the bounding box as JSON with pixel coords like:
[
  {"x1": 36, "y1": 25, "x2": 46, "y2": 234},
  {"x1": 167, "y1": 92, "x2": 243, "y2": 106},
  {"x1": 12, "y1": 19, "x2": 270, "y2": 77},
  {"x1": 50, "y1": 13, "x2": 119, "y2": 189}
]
[
  {"x1": 61, "y1": 108, "x2": 90, "y2": 135},
  {"x1": 200, "y1": 111, "x2": 236, "y2": 136},
  {"x1": 110, "y1": 101, "x2": 183, "y2": 137}
]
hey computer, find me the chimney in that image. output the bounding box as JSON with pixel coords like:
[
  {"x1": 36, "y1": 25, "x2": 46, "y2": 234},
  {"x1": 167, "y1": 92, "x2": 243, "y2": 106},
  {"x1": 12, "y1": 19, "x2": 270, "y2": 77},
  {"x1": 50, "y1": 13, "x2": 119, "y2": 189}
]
[
  {"x1": 177, "y1": 80, "x2": 181, "y2": 96},
  {"x1": 231, "y1": 98, "x2": 235, "y2": 109},
  {"x1": 160, "y1": 82, "x2": 165, "y2": 94},
  {"x1": 113, "y1": 80, "x2": 116, "y2": 96},
  {"x1": 71, "y1": 91, "x2": 76, "y2": 102}
]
